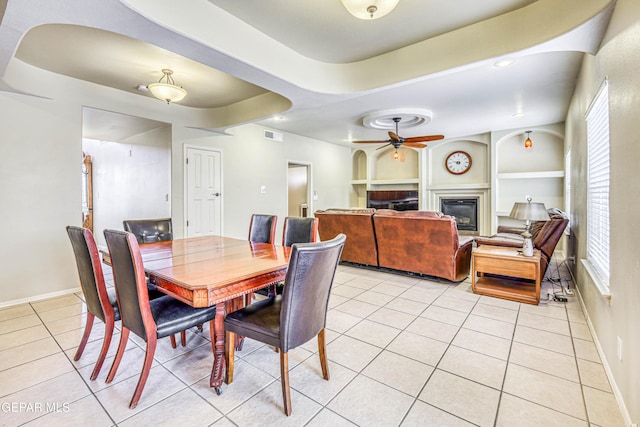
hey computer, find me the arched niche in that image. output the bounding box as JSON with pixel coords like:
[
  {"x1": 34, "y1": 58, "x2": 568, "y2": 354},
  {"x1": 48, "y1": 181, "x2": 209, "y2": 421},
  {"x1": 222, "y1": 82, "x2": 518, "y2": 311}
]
[
  {"x1": 372, "y1": 147, "x2": 419, "y2": 180},
  {"x1": 352, "y1": 149, "x2": 367, "y2": 180}
]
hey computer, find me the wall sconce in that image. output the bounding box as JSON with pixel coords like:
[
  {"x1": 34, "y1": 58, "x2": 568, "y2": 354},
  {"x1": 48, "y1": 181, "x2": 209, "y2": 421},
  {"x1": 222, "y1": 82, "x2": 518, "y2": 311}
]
[{"x1": 524, "y1": 130, "x2": 533, "y2": 149}]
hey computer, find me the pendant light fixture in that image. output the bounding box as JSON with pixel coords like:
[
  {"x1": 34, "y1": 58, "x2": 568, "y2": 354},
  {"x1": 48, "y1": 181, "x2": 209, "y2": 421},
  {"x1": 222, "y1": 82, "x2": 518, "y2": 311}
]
[
  {"x1": 524, "y1": 130, "x2": 533, "y2": 149},
  {"x1": 148, "y1": 69, "x2": 187, "y2": 104},
  {"x1": 340, "y1": 0, "x2": 400, "y2": 20}
]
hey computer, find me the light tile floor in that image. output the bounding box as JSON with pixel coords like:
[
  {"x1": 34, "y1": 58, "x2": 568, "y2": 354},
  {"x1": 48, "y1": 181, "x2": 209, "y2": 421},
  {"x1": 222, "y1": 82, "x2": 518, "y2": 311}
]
[{"x1": 0, "y1": 260, "x2": 627, "y2": 426}]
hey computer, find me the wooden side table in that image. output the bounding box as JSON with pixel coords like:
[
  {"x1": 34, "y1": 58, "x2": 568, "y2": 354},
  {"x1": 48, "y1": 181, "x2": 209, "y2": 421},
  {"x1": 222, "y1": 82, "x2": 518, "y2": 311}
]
[{"x1": 472, "y1": 245, "x2": 541, "y2": 305}]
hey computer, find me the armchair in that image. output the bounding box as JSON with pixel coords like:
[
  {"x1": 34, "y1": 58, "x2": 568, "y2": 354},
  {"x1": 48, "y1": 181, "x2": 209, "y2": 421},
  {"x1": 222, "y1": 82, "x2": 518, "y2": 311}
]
[{"x1": 475, "y1": 208, "x2": 568, "y2": 279}]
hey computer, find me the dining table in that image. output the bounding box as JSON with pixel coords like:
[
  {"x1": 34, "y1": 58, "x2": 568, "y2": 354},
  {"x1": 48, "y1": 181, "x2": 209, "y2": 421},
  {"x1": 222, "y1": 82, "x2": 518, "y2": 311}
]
[{"x1": 105, "y1": 235, "x2": 291, "y2": 394}]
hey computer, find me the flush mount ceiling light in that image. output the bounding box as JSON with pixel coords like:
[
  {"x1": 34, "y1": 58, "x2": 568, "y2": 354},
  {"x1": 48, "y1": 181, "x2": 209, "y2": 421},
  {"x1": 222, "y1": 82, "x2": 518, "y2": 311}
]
[
  {"x1": 524, "y1": 130, "x2": 533, "y2": 149},
  {"x1": 147, "y1": 69, "x2": 187, "y2": 104},
  {"x1": 340, "y1": 0, "x2": 400, "y2": 20}
]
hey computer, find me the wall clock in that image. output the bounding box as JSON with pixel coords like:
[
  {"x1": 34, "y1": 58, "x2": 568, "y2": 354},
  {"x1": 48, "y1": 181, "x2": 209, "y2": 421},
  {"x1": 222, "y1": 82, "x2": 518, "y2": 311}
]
[{"x1": 445, "y1": 151, "x2": 472, "y2": 175}]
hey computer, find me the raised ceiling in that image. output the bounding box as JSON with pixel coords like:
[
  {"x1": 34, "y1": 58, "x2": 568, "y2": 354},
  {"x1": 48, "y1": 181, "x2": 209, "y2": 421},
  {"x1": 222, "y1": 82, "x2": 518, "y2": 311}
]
[{"x1": 0, "y1": 0, "x2": 616, "y2": 144}]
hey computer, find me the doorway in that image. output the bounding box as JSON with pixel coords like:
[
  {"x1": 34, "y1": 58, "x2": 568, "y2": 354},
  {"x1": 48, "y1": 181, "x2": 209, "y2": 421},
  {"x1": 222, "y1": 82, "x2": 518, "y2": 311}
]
[
  {"x1": 185, "y1": 146, "x2": 223, "y2": 237},
  {"x1": 287, "y1": 162, "x2": 311, "y2": 217}
]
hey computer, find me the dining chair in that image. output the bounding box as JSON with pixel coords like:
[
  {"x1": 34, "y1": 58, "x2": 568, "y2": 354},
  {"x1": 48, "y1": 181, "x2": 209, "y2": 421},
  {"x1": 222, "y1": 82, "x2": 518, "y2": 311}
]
[
  {"x1": 282, "y1": 217, "x2": 318, "y2": 247},
  {"x1": 248, "y1": 214, "x2": 277, "y2": 244},
  {"x1": 122, "y1": 218, "x2": 173, "y2": 244},
  {"x1": 103, "y1": 229, "x2": 218, "y2": 409},
  {"x1": 123, "y1": 218, "x2": 189, "y2": 346},
  {"x1": 224, "y1": 234, "x2": 346, "y2": 416},
  {"x1": 66, "y1": 226, "x2": 119, "y2": 381}
]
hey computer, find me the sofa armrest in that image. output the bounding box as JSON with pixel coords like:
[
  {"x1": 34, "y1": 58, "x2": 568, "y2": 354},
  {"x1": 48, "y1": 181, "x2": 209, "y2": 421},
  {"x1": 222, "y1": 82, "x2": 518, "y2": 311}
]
[{"x1": 475, "y1": 235, "x2": 522, "y2": 248}]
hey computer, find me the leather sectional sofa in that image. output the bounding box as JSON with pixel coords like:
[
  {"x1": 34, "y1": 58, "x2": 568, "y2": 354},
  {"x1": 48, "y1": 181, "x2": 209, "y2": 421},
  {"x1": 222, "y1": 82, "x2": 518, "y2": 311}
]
[{"x1": 315, "y1": 208, "x2": 473, "y2": 282}]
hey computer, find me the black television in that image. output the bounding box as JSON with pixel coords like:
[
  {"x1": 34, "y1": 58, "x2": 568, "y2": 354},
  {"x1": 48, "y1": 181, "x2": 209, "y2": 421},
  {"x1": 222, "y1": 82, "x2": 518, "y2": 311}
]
[{"x1": 366, "y1": 190, "x2": 418, "y2": 211}]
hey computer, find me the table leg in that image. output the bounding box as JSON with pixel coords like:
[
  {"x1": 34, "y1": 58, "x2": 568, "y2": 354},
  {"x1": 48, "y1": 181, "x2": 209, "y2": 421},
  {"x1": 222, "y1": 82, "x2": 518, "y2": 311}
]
[{"x1": 210, "y1": 301, "x2": 226, "y2": 394}]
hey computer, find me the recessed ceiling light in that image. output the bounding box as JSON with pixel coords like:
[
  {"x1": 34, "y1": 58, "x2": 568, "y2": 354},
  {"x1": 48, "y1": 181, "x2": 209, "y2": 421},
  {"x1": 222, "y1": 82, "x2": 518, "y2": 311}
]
[
  {"x1": 271, "y1": 116, "x2": 285, "y2": 121},
  {"x1": 512, "y1": 112, "x2": 525, "y2": 118},
  {"x1": 494, "y1": 58, "x2": 515, "y2": 68}
]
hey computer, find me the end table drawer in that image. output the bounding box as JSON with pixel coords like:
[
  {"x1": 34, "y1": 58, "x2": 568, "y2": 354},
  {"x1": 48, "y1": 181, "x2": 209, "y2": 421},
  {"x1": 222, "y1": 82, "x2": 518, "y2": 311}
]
[{"x1": 474, "y1": 256, "x2": 537, "y2": 280}]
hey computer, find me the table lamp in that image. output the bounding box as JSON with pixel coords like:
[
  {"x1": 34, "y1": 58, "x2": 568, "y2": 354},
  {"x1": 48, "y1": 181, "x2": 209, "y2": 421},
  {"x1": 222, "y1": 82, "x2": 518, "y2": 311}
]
[{"x1": 509, "y1": 197, "x2": 550, "y2": 256}]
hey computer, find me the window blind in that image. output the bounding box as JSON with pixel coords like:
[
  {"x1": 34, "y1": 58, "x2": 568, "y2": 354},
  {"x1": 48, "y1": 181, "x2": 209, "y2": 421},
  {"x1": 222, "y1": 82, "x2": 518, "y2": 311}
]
[{"x1": 585, "y1": 79, "x2": 610, "y2": 289}]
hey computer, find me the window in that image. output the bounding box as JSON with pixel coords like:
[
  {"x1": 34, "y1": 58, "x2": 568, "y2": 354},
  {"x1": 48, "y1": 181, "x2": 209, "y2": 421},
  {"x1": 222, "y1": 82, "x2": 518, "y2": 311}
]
[{"x1": 585, "y1": 79, "x2": 610, "y2": 294}]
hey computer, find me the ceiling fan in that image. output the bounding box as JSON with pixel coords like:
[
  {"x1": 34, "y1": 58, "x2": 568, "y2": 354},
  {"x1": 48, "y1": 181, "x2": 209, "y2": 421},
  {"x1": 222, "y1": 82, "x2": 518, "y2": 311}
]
[{"x1": 352, "y1": 117, "x2": 444, "y2": 153}]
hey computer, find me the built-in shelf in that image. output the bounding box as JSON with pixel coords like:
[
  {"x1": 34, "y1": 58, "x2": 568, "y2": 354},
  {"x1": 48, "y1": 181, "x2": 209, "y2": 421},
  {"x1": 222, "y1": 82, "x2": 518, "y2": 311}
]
[
  {"x1": 497, "y1": 171, "x2": 565, "y2": 179},
  {"x1": 370, "y1": 178, "x2": 419, "y2": 185},
  {"x1": 351, "y1": 179, "x2": 367, "y2": 185}
]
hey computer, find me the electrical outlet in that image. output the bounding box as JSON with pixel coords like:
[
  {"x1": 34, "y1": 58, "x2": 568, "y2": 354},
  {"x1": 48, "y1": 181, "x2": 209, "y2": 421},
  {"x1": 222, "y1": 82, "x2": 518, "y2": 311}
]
[
  {"x1": 565, "y1": 287, "x2": 573, "y2": 295},
  {"x1": 617, "y1": 336, "x2": 623, "y2": 361}
]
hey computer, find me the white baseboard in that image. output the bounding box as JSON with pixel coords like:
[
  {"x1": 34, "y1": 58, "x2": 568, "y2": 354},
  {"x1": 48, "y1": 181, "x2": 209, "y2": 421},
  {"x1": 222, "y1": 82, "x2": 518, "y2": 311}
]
[
  {"x1": 575, "y1": 286, "x2": 634, "y2": 426},
  {"x1": 0, "y1": 287, "x2": 82, "y2": 309}
]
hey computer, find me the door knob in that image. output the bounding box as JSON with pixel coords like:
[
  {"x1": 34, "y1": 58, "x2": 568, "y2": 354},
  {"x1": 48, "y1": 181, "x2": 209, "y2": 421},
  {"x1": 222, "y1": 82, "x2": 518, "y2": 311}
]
[{"x1": 213, "y1": 192, "x2": 221, "y2": 197}]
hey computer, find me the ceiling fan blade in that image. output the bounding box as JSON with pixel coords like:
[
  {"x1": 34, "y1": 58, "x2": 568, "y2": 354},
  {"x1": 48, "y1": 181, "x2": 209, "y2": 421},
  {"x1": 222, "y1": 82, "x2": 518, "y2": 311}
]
[
  {"x1": 375, "y1": 143, "x2": 392, "y2": 150},
  {"x1": 352, "y1": 139, "x2": 389, "y2": 144},
  {"x1": 403, "y1": 135, "x2": 445, "y2": 143},
  {"x1": 403, "y1": 142, "x2": 427, "y2": 149},
  {"x1": 388, "y1": 131, "x2": 400, "y2": 141}
]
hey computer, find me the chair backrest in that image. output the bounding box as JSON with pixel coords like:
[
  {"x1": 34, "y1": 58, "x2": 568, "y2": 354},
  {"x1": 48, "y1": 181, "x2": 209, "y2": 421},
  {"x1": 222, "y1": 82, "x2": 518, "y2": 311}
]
[
  {"x1": 104, "y1": 229, "x2": 155, "y2": 339},
  {"x1": 533, "y1": 208, "x2": 569, "y2": 263},
  {"x1": 279, "y1": 234, "x2": 346, "y2": 352},
  {"x1": 282, "y1": 217, "x2": 318, "y2": 247},
  {"x1": 248, "y1": 214, "x2": 277, "y2": 244},
  {"x1": 123, "y1": 218, "x2": 173, "y2": 244},
  {"x1": 66, "y1": 226, "x2": 112, "y2": 322}
]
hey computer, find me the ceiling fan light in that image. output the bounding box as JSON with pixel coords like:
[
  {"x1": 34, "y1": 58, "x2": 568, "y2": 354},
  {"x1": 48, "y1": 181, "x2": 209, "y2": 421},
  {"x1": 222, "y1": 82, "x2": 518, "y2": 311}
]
[
  {"x1": 340, "y1": 0, "x2": 400, "y2": 20},
  {"x1": 393, "y1": 150, "x2": 399, "y2": 160},
  {"x1": 148, "y1": 69, "x2": 187, "y2": 104}
]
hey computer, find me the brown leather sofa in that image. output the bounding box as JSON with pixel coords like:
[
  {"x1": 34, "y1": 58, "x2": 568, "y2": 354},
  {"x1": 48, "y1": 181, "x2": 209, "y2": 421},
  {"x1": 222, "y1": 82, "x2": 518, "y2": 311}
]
[
  {"x1": 373, "y1": 210, "x2": 474, "y2": 282},
  {"x1": 315, "y1": 208, "x2": 473, "y2": 281},
  {"x1": 474, "y1": 208, "x2": 568, "y2": 279},
  {"x1": 315, "y1": 208, "x2": 378, "y2": 266}
]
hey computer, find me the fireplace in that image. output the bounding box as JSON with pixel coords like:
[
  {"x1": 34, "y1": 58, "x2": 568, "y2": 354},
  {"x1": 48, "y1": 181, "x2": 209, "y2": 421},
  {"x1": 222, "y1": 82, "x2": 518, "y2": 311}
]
[{"x1": 440, "y1": 198, "x2": 478, "y2": 232}]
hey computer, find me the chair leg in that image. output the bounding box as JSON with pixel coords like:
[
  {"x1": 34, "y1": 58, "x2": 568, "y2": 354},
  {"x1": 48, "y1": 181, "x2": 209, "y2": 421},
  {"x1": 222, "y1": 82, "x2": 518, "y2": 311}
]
[
  {"x1": 73, "y1": 312, "x2": 95, "y2": 361},
  {"x1": 181, "y1": 330, "x2": 187, "y2": 347},
  {"x1": 106, "y1": 327, "x2": 130, "y2": 383},
  {"x1": 280, "y1": 350, "x2": 292, "y2": 416},
  {"x1": 90, "y1": 318, "x2": 114, "y2": 380},
  {"x1": 129, "y1": 335, "x2": 157, "y2": 409},
  {"x1": 317, "y1": 328, "x2": 330, "y2": 380},
  {"x1": 169, "y1": 334, "x2": 177, "y2": 349},
  {"x1": 225, "y1": 330, "x2": 235, "y2": 384}
]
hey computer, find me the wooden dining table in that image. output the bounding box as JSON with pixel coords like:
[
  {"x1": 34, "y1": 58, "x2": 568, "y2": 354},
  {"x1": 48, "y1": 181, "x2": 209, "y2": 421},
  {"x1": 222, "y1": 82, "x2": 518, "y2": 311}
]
[{"x1": 114, "y1": 235, "x2": 291, "y2": 394}]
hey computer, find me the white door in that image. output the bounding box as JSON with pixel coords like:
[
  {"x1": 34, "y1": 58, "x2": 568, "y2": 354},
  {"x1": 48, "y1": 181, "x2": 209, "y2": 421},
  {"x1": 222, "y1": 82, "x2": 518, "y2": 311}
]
[{"x1": 185, "y1": 147, "x2": 222, "y2": 237}]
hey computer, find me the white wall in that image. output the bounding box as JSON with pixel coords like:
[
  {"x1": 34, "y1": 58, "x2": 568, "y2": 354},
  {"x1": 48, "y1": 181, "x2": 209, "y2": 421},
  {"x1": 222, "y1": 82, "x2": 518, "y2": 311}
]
[
  {"x1": 0, "y1": 93, "x2": 81, "y2": 304},
  {"x1": 83, "y1": 125, "x2": 172, "y2": 248},
  {"x1": 0, "y1": 94, "x2": 350, "y2": 307},
  {"x1": 171, "y1": 124, "x2": 351, "y2": 241},
  {"x1": 564, "y1": 0, "x2": 640, "y2": 422}
]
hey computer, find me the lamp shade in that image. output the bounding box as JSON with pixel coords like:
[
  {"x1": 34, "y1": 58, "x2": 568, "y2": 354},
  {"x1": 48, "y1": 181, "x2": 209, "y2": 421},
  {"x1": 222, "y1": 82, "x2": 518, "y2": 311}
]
[
  {"x1": 341, "y1": 0, "x2": 400, "y2": 20},
  {"x1": 509, "y1": 202, "x2": 549, "y2": 221},
  {"x1": 148, "y1": 69, "x2": 187, "y2": 104},
  {"x1": 148, "y1": 83, "x2": 187, "y2": 104}
]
